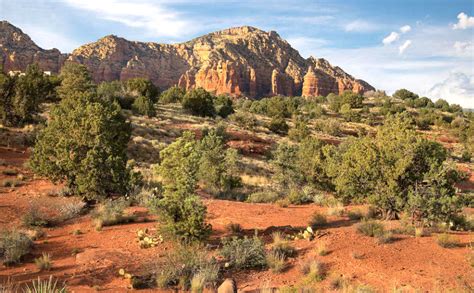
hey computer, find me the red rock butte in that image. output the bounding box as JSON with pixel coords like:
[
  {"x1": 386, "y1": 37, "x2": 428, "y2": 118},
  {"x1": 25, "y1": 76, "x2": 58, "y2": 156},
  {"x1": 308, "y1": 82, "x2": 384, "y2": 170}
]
[{"x1": 0, "y1": 21, "x2": 374, "y2": 98}]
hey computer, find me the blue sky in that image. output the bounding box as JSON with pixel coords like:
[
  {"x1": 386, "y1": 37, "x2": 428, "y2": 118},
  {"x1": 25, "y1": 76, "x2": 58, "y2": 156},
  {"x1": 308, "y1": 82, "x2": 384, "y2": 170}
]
[{"x1": 1, "y1": 0, "x2": 473, "y2": 107}]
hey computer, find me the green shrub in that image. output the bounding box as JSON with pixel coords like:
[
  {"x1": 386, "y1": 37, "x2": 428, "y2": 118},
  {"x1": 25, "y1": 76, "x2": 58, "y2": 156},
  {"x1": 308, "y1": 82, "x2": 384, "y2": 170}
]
[
  {"x1": 340, "y1": 91, "x2": 364, "y2": 108},
  {"x1": 24, "y1": 276, "x2": 67, "y2": 293},
  {"x1": 155, "y1": 193, "x2": 211, "y2": 242},
  {"x1": 229, "y1": 112, "x2": 258, "y2": 130},
  {"x1": 182, "y1": 88, "x2": 215, "y2": 117},
  {"x1": 314, "y1": 119, "x2": 341, "y2": 136},
  {"x1": 214, "y1": 95, "x2": 234, "y2": 118},
  {"x1": 357, "y1": 220, "x2": 385, "y2": 237},
  {"x1": 268, "y1": 117, "x2": 289, "y2": 135},
  {"x1": 288, "y1": 118, "x2": 310, "y2": 142},
  {"x1": 0, "y1": 230, "x2": 33, "y2": 265},
  {"x1": 132, "y1": 95, "x2": 156, "y2": 117},
  {"x1": 309, "y1": 213, "x2": 328, "y2": 229},
  {"x1": 125, "y1": 77, "x2": 159, "y2": 102},
  {"x1": 160, "y1": 86, "x2": 186, "y2": 103},
  {"x1": 220, "y1": 236, "x2": 267, "y2": 269},
  {"x1": 436, "y1": 233, "x2": 459, "y2": 248}
]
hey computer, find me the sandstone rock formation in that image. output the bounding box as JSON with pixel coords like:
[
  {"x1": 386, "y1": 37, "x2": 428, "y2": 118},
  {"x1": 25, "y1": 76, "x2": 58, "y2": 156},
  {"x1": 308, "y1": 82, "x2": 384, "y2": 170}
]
[
  {"x1": 0, "y1": 21, "x2": 374, "y2": 98},
  {"x1": 0, "y1": 21, "x2": 66, "y2": 73}
]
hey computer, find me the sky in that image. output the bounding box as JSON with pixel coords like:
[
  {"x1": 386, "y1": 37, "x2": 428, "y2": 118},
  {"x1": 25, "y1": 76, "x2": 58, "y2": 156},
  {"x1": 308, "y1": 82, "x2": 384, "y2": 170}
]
[{"x1": 1, "y1": 0, "x2": 473, "y2": 107}]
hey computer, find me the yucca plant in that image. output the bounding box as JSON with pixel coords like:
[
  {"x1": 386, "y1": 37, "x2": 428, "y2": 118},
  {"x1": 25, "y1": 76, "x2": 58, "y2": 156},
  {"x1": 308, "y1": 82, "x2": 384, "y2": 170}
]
[{"x1": 24, "y1": 276, "x2": 67, "y2": 293}]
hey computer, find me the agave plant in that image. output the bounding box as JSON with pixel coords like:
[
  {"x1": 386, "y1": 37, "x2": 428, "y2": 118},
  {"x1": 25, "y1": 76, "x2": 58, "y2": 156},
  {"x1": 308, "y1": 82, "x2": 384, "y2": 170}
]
[{"x1": 23, "y1": 276, "x2": 67, "y2": 293}]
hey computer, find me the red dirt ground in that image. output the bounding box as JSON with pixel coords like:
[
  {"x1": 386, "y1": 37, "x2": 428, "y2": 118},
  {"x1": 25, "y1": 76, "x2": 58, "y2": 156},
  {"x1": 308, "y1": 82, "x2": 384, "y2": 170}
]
[{"x1": 0, "y1": 147, "x2": 473, "y2": 292}]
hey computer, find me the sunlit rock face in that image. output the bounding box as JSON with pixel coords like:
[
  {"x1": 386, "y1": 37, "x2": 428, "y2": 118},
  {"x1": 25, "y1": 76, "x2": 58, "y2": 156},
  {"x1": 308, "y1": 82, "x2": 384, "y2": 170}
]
[{"x1": 1, "y1": 22, "x2": 374, "y2": 98}]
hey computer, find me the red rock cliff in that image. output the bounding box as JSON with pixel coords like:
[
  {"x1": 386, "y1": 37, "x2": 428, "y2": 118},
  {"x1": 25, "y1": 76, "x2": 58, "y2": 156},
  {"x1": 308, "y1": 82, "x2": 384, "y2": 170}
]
[{"x1": 0, "y1": 22, "x2": 374, "y2": 98}]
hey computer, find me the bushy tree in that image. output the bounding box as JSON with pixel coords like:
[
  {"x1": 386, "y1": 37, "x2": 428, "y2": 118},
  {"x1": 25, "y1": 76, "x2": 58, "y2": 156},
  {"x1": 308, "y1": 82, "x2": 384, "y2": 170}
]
[
  {"x1": 340, "y1": 91, "x2": 364, "y2": 108},
  {"x1": 125, "y1": 77, "x2": 159, "y2": 102},
  {"x1": 393, "y1": 89, "x2": 418, "y2": 100},
  {"x1": 0, "y1": 64, "x2": 56, "y2": 126},
  {"x1": 328, "y1": 115, "x2": 458, "y2": 220},
  {"x1": 181, "y1": 88, "x2": 215, "y2": 117},
  {"x1": 156, "y1": 131, "x2": 199, "y2": 193},
  {"x1": 268, "y1": 117, "x2": 289, "y2": 134},
  {"x1": 160, "y1": 86, "x2": 186, "y2": 103},
  {"x1": 327, "y1": 93, "x2": 342, "y2": 112},
  {"x1": 57, "y1": 62, "x2": 96, "y2": 99},
  {"x1": 214, "y1": 94, "x2": 234, "y2": 118},
  {"x1": 272, "y1": 137, "x2": 334, "y2": 192},
  {"x1": 30, "y1": 93, "x2": 132, "y2": 200},
  {"x1": 132, "y1": 95, "x2": 156, "y2": 117},
  {"x1": 340, "y1": 103, "x2": 360, "y2": 122},
  {"x1": 153, "y1": 131, "x2": 211, "y2": 241},
  {"x1": 406, "y1": 164, "x2": 464, "y2": 225},
  {"x1": 288, "y1": 117, "x2": 310, "y2": 142},
  {"x1": 434, "y1": 99, "x2": 450, "y2": 112},
  {"x1": 197, "y1": 129, "x2": 241, "y2": 195},
  {"x1": 0, "y1": 70, "x2": 17, "y2": 126}
]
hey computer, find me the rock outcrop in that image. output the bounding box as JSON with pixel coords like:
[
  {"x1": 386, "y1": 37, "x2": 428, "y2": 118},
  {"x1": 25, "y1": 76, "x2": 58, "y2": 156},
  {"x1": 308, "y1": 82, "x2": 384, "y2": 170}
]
[
  {"x1": 0, "y1": 21, "x2": 66, "y2": 73},
  {"x1": 0, "y1": 21, "x2": 374, "y2": 98}
]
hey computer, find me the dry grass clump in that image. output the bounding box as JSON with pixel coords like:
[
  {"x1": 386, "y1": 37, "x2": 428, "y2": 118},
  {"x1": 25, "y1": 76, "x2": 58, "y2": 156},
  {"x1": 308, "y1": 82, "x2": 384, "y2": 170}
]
[
  {"x1": 347, "y1": 210, "x2": 363, "y2": 221},
  {"x1": 271, "y1": 232, "x2": 296, "y2": 258},
  {"x1": 22, "y1": 204, "x2": 50, "y2": 227},
  {"x1": 0, "y1": 230, "x2": 33, "y2": 265},
  {"x1": 309, "y1": 212, "x2": 327, "y2": 229},
  {"x1": 357, "y1": 220, "x2": 394, "y2": 244},
  {"x1": 299, "y1": 259, "x2": 325, "y2": 283},
  {"x1": 225, "y1": 222, "x2": 243, "y2": 235},
  {"x1": 156, "y1": 245, "x2": 219, "y2": 290},
  {"x1": 92, "y1": 199, "x2": 135, "y2": 230},
  {"x1": 220, "y1": 236, "x2": 267, "y2": 269},
  {"x1": 34, "y1": 253, "x2": 53, "y2": 271},
  {"x1": 315, "y1": 242, "x2": 329, "y2": 256},
  {"x1": 1, "y1": 169, "x2": 18, "y2": 176},
  {"x1": 1, "y1": 178, "x2": 22, "y2": 187},
  {"x1": 436, "y1": 233, "x2": 460, "y2": 248},
  {"x1": 266, "y1": 250, "x2": 286, "y2": 273}
]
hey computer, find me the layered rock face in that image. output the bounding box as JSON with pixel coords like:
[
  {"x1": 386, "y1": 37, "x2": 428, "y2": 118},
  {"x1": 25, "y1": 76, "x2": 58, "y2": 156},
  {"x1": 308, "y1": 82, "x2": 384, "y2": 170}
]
[
  {"x1": 0, "y1": 21, "x2": 66, "y2": 73},
  {"x1": 0, "y1": 21, "x2": 374, "y2": 98}
]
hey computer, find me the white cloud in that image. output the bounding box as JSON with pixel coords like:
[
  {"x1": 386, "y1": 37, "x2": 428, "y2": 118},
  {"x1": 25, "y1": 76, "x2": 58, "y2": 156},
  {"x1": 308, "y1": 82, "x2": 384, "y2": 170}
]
[
  {"x1": 63, "y1": 0, "x2": 196, "y2": 39},
  {"x1": 344, "y1": 20, "x2": 376, "y2": 32},
  {"x1": 287, "y1": 37, "x2": 329, "y2": 57},
  {"x1": 453, "y1": 12, "x2": 474, "y2": 30},
  {"x1": 400, "y1": 25, "x2": 411, "y2": 33},
  {"x1": 382, "y1": 32, "x2": 399, "y2": 45},
  {"x1": 428, "y1": 72, "x2": 474, "y2": 108},
  {"x1": 453, "y1": 41, "x2": 474, "y2": 56},
  {"x1": 399, "y1": 40, "x2": 412, "y2": 54},
  {"x1": 20, "y1": 25, "x2": 80, "y2": 52}
]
